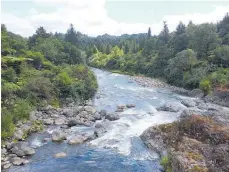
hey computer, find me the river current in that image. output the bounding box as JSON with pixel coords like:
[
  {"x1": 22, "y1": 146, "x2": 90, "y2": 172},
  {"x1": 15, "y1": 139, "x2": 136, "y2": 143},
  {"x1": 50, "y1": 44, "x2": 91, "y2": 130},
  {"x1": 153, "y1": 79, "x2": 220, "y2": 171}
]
[{"x1": 10, "y1": 68, "x2": 191, "y2": 172}]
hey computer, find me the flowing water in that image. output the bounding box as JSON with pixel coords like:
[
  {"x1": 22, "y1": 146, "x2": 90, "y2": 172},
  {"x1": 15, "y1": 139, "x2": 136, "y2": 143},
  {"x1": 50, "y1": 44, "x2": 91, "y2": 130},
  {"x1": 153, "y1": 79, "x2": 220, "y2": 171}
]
[{"x1": 10, "y1": 68, "x2": 190, "y2": 172}]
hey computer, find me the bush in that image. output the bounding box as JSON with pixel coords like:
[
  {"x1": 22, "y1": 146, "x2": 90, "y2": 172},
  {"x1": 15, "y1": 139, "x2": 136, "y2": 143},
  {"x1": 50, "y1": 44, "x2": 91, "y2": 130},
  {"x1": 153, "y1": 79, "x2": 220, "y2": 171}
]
[
  {"x1": 199, "y1": 80, "x2": 212, "y2": 95},
  {"x1": 1, "y1": 112, "x2": 15, "y2": 140},
  {"x1": 160, "y1": 155, "x2": 172, "y2": 172}
]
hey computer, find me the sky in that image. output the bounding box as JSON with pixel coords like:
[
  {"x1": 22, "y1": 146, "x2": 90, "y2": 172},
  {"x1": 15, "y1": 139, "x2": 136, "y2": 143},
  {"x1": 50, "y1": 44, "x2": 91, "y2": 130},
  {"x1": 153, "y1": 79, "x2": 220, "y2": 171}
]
[{"x1": 1, "y1": 0, "x2": 229, "y2": 37}]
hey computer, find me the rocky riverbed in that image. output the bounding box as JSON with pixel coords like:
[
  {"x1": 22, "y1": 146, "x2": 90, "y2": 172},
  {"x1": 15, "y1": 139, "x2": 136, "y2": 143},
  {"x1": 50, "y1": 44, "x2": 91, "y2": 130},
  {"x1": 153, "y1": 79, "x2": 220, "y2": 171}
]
[{"x1": 1, "y1": 99, "x2": 138, "y2": 171}]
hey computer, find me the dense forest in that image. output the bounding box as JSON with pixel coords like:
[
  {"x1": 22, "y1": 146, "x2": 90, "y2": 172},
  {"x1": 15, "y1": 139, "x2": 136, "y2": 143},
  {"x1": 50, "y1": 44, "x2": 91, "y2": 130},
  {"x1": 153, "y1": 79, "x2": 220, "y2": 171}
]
[
  {"x1": 1, "y1": 13, "x2": 229, "y2": 140},
  {"x1": 88, "y1": 13, "x2": 229, "y2": 95},
  {"x1": 1, "y1": 24, "x2": 98, "y2": 140}
]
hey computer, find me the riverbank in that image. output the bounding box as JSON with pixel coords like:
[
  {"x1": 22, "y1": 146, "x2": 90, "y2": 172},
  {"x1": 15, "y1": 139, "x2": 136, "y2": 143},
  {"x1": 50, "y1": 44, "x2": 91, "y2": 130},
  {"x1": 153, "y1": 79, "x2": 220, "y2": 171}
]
[{"x1": 140, "y1": 96, "x2": 229, "y2": 172}]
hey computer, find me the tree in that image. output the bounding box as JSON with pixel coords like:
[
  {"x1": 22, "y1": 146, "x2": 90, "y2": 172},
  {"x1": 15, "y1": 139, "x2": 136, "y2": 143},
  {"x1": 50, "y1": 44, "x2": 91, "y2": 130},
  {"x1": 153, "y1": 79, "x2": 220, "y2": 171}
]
[
  {"x1": 1, "y1": 24, "x2": 11, "y2": 56},
  {"x1": 65, "y1": 24, "x2": 78, "y2": 45},
  {"x1": 148, "y1": 27, "x2": 151, "y2": 38},
  {"x1": 176, "y1": 22, "x2": 186, "y2": 35},
  {"x1": 217, "y1": 13, "x2": 229, "y2": 45},
  {"x1": 187, "y1": 23, "x2": 220, "y2": 59},
  {"x1": 158, "y1": 21, "x2": 170, "y2": 45}
]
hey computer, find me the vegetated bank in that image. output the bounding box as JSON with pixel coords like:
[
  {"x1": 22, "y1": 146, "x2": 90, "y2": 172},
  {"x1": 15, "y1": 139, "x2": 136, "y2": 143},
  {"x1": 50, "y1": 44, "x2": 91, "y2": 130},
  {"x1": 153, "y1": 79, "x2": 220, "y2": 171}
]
[
  {"x1": 87, "y1": 13, "x2": 229, "y2": 107},
  {"x1": 1, "y1": 24, "x2": 98, "y2": 141}
]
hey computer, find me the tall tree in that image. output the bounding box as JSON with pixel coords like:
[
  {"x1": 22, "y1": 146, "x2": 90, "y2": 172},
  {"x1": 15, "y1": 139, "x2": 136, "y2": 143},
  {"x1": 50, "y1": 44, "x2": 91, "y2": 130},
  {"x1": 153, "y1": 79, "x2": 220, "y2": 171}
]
[
  {"x1": 147, "y1": 27, "x2": 151, "y2": 38},
  {"x1": 65, "y1": 24, "x2": 78, "y2": 45},
  {"x1": 158, "y1": 21, "x2": 170, "y2": 45}
]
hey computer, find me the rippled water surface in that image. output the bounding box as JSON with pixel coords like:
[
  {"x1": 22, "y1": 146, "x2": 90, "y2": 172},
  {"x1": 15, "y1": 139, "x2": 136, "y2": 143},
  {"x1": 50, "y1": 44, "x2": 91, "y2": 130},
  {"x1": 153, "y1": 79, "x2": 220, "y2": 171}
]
[{"x1": 10, "y1": 68, "x2": 189, "y2": 172}]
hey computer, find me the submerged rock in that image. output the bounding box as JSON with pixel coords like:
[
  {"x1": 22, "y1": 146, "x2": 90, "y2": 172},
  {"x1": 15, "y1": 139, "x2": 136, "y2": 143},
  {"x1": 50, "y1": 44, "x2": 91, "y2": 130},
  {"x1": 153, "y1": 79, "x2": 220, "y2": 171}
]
[{"x1": 54, "y1": 152, "x2": 67, "y2": 158}]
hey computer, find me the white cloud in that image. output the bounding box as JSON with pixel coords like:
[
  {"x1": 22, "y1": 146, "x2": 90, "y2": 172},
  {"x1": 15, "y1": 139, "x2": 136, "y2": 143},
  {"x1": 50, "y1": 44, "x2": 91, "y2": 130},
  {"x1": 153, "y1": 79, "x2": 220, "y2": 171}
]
[{"x1": 1, "y1": 0, "x2": 229, "y2": 37}]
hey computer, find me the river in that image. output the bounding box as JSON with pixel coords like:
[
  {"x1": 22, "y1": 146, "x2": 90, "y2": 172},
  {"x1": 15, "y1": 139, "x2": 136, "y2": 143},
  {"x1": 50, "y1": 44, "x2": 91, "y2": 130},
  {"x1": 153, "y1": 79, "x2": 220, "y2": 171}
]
[{"x1": 10, "y1": 68, "x2": 191, "y2": 172}]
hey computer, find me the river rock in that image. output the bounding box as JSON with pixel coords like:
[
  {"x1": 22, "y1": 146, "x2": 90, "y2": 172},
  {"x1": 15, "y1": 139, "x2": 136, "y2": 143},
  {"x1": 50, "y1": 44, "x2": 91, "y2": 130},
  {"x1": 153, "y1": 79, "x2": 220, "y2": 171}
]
[
  {"x1": 67, "y1": 119, "x2": 78, "y2": 127},
  {"x1": 156, "y1": 103, "x2": 184, "y2": 112},
  {"x1": 62, "y1": 108, "x2": 74, "y2": 117},
  {"x1": 1, "y1": 148, "x2": 7, "y2": 155},
  {"x1": 79, "y1": 111, "x2": 88, "y2": 117},
  {"x1": 117, "y1": 105, "x2": 126, "y2": 109},
  {"x1": 105, "y1": 113, "x2": 119, "y2": 121},
  {"x1": 54, "y1": 118, "x2": 66, "y2": 125},
  {"x1": 14, "y1": 129, "x2": 24, "y2": 140},
  {"x1": 94, "y1": 112, "x2": 101, "y2": 120},
  {"x1": 52, "y1": 131, "x2": 67, "y2": 142},
  {"x1": 84, "y1": 106, "x2": 96, "y2": 114},
  {"x1": 11, "y1": 142, "x2": 35, "y2": 157},
  {"x1": 54, "y1": 152, "x2": 67, "y2": 158},
  {"x1": 29, "y1": 111, "x2": 37, "y2": 121},
  {"x1": 99, "y1": 109, "x2": 107, "y2": 117},
  {"x1": 181, "y1": 99, "x2": 196, "y2": 107},
  {"x1": 140, "y1": 126, "x2": 166, "y2": 156},
  {"x1": 43, "y1": 118, "x2": 54, "y2": 125},
  {"x1": 67, "y1": 135, "x2": 87, "y2": 145},
  {"x1": 126, "y1": 104, "x2": 136, "y2": 108},
  {"x1": 12, "y1": 158, "x2": 25, "y2": 166},
  {"x1": 3, "y1": 163, "x2": 12, "y2": 169}
]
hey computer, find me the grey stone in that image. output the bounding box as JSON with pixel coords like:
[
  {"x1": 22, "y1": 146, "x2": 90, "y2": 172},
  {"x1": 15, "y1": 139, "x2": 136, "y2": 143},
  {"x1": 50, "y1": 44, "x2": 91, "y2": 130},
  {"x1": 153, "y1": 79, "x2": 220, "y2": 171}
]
[
  {"x1": 84, "y1": 106, "x2": 96, "y2": 114},
  {"x1": 43, "y1": 118, "x2": 54, "y2": 125},
  {"x1": 181, "y1": 99, "x2": 196, "y2": 107},
  {"x1": 14, "y1": 130, "x2": 24, "y2": 140},
  {"x1": 3, "y1": 163, "x2": 12, "y2": 169},
  {"x1": 126, "y1": 104, "x2": 136, "y2": 108},
  {"x1": 54, "y1": 118, "x2": 66, "y2": 125},
  {"x1": 52, "y1": 130, "x2": 67, "y2": 142},
  {"x1": 105, "y1": 113, "x2": 119, "y2": 121},
  {"x1": 188, "y1": 89, "x2": 204, "y2": 98},
  {"x1": 94, "y1": 112, "x2": 101, "y2": 120},
  {"x1": 11, "y1": 142, "x2": 35, "y2": 157},
  {"x1": 62, "y1": 108, "x2": 74, "y2": 117},
  {"x1": 99, "y1": 109, "x2": 107, "y2": 117}
]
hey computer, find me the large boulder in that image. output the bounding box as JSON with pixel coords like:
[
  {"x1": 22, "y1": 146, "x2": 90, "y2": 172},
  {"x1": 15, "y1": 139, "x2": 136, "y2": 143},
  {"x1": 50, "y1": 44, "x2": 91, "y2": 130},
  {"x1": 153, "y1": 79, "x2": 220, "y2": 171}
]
[
  {"x1": 99, "y1": 109, "x2": 107, "y2": 117},
  {"x1": 11, "y1": 142, "x2": 35, "y2": 157},
  {"x1": 105, "y1": 113, "x2": 119, "y2": 121},
  {"x1": 181, "y1": 99, "x2": 196, "y2": 107},
  {"x1": 62, "y1": 108, "x2": 74, "y2": 117},
  {"x1": 67, "y1": 119, "x2": 78, "y2": 127},
  {"x1": 54, "y1": 118, "x2": 66, "y2": 125},
  {"x1": 93, "y1": 112, "x2": 101, "y2": 120},
  {"x1": 84, "y1": 106, "x2": 96, "y2": 114},
  {"x1": 67, "y1": 135, "x2": 89, "y2": 145},
  {"x1": 14, "y1": 130, "x2": 24, "y2": 140},
  {"x1": 43, "y1": 118, "x2": 54, "y2": 125},
  {"x1": 52, "y1": 130, "x2": 67, "y2": 142},
  {"x1": 156, "y1": 103, "x2": 185, "y2": 112}
]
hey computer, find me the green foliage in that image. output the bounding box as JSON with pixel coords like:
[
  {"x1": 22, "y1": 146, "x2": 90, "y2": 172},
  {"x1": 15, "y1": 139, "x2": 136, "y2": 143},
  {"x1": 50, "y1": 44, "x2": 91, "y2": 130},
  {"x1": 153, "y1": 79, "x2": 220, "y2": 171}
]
[
  {"x1": 160, "y1": 155, "x2": 172, "y2": 172},
  {"x1": 1, "y1": 25, "x2": 98, "y2": 141},
  {"x1": 199, "y1": 80, "x2": 212, "y2": 95}
]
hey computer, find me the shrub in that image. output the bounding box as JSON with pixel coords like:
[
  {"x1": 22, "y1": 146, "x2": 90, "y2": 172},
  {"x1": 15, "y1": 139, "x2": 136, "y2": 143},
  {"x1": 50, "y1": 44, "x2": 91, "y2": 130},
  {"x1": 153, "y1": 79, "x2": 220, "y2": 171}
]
[
  {"x1": 1, "y1": 112, "x2": 15, "y2": 140},
  {"x1": 160, "y1": 155, "x2": 172, "y2": 172},
  {"x1": 199, "y1": 80, "x2": 212, "y2": 94}
]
